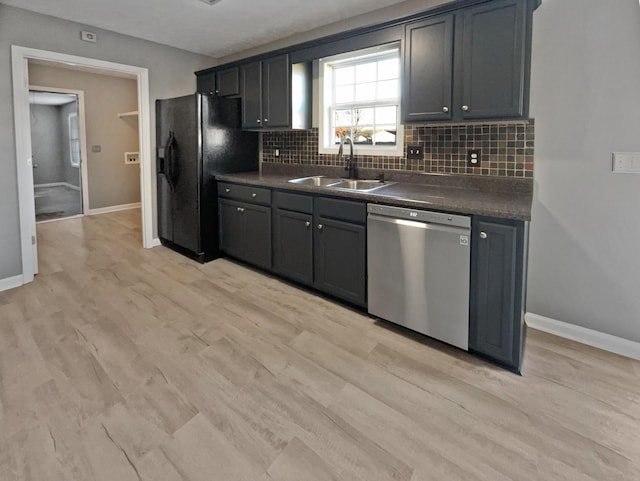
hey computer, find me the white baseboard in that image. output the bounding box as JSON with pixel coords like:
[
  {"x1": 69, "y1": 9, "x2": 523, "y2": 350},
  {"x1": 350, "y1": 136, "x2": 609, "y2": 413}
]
[
  {"x1": 149, "y1": 238, "x2": 162, "y2": 248},
  {"x1": 0, "y1": 275, "x2": 23, "y2": 293},
  {"x1": 525, "y1": 313, "x2": 640, "y2": 361},
  {"x1": 86, "y1": 202, "x2": 141, "y2": 216},
  {"x1": 35, "y1": 182, "x2": 81, "y2": 191}
]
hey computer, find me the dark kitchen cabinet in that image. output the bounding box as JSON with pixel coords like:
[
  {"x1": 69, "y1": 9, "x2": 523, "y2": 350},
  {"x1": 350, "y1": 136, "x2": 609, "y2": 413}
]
[
  {"x1": 403, "y1": 0, "x2": 530, "y2": 122},
  {"x1": 240, "y1": 55, "x2": 290, "y2": 129},
  {"x1": 403, "y1": 14, "x2": 454, "y2": 122},
  {"x1": 273, "y1": 191, "x2": 314, "y2": 285},
  {"x1": 470, "y1": 216, "x2": 528, "y2": 373},
  {"x1": 218, "y1": 198, "x2": 271, "y2": 270},
  {"x1": 460, "y1": 0, "x2": 526, "y2": 119},
  {"x1": 314, "y1": 198, "x2": 367, "y2": 307},
  {"x1": 216, "y1": 67, "x2": 240, "y2": 97}
]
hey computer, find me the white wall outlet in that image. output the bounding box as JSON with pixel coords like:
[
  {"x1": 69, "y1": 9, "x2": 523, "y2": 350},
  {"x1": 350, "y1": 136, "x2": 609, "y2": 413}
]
[
  {"x1": 612, "y1": 152, "x2": 640, "y2": 173},
  {"x1": 125, "y1": 152, "x2": 140, "y2": 164},
  {"x1": 81, "y1": 31, "x2": 97, "y2": 43}
]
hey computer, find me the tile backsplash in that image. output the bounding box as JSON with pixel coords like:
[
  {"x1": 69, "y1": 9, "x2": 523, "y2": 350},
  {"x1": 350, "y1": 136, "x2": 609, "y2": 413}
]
[{"x1": 262, "y1": 121, "x2": 534, "y2": 178}]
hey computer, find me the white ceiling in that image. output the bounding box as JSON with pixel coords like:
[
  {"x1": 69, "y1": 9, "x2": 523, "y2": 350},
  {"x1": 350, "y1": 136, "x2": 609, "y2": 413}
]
[
  {"x1": 1, "y1": 0, "x2": 413, "y2": 58},
  {"x1": 29, "y1": 91, "x2": 76, "y2": 105}
]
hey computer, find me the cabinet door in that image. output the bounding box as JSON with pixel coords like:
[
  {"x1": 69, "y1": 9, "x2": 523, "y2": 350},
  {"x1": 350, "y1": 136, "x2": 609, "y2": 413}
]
[
  {"x1": 461, "y1": 0, "x2": 526, "y2": 119},
  {"x1": 273, "y1": 209, "x2": 313, "y2": 285},
  {"x1": 196, "y1": 72, "x2": 216, "y2": 94},
  {"x1": 241, "y1": 61, "x2": 263, "y2": 128},
  {"x1": 469, "y1": 218, "x2": 523, "y2": 369},
  {"x1": 243, "y1": 204, "x2": 272, "y2": 270},
  {"x1": 314, "y1": 217, "x2": 366, "y2": 307},
  {"x1": 218, "y1": 199, "x2": 245, "y2": 260},
  {"x1": 216, "y1": 67, "x2": 240, "y2": 96},
  {"x1": 262, "y1": 55, "x2": 290, "y2": 128},
  {"x1": 403, "y1": 14, "x2": 454, "y2": 123}
]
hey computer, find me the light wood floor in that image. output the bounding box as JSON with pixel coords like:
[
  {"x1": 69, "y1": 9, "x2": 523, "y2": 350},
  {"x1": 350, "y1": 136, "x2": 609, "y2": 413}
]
[{"x1": 1, "y1": 209, "x2": 638, "y2": 481}]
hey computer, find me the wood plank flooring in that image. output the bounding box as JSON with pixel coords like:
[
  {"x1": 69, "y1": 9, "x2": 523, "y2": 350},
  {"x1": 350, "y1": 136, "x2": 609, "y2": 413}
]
[{"x1": 1, "y1": 209, "x2": 639, "y2": 480}]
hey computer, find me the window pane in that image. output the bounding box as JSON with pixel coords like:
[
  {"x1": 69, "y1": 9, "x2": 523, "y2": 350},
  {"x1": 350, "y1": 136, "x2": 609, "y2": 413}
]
[
  {"x1": 355, "y1": 82, "x2": 376, "y2": 102},
  {"x1": 335, "y1": 85, "x2": 354, "y2": 103},
  {"x1": 355, "y1": 62, "x2": 377, "y2": 83},
  {"x1": 373, "y1": 126, "x2": 397, "y2": 145},
  {"x1": 375, "y1": 106, "x2": 397, "y2": 125},
  {"x1": 377, "y1": 79, "x2": 398, "y2": 100},
  {"x1": 334, "y1": 66, "x2": 354, "y2": 85},
  {"x1": 378, "y1": 58, "x2": 399, "y2": 80},
  {"x1": 353, "y1": 126, "x2": 374, "y2": 145},
  {"x1": 334, "y1": 109, "x2": 352, "y2": 127},
  {"x1": 334, "y1": 127, "x2": 351, "y2": 144},
  {"x1": 353, "y1": 108, "x2": 374, "y2": 127}
]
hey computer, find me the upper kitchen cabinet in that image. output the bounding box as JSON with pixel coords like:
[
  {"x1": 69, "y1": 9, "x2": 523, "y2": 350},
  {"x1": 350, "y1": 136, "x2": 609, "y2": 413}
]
[
  {"x1": 403, "y1": 0, "x2": 531, "y2": 123},
  {"x1": 216, "y1": 67, "x2": 240, "y2": 96},
  {"x1": 460, "y1": 0, "x2": 527, "y2": 120},
  {"x1": 240, "y1": 54, "x2": 311, "y2": 130},
  {"x1": 403, "y1": 14, "x2": 454, "y2": 122},
  {"x1": 196, "y1": 66, "x2": 240, "y2": 96}
]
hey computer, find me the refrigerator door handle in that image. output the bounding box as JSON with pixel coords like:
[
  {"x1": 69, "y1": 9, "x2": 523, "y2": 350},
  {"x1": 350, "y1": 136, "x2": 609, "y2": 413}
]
[{"x1": 164, "y1": 131, "x2": 176, "y2": 191}]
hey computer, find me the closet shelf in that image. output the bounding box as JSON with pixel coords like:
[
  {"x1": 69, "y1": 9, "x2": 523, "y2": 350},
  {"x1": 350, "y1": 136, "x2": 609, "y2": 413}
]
[{"x1": 117, "y1": 110, "x2": 139, "y2": 118}]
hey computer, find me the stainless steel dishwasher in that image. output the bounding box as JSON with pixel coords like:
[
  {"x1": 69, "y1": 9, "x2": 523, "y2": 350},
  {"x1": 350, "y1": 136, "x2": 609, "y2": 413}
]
[{"x1": 367, "y1": 204, "x2": 471, "y2": 350}]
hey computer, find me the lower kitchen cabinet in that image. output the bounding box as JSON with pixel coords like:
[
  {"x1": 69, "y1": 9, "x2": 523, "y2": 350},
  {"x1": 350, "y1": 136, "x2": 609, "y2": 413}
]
[
  {"x1": 273, "y1": 208, "x2": 314, "y2": 285},
  {"x1": 218, "y1": 198, "x2": 271, "y2": 269},
  {"x1": 314, "y1": 217, "x2": 367, "y2": 307},
  {"x1": 469, "y1": 216, "x2": 528, "y2": 372}
]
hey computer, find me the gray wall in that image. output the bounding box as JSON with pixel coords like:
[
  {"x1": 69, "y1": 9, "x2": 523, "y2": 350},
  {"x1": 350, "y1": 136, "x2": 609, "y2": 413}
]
[
  {"x1": 30, "y1": 64, "x2": 141, "y2": 209},
  {"x1": 0, "y1": 4, "x2": 215, "y2": 280},
  {"x1": 528, "y1": 0, "x2": 640, "y2": 342}
]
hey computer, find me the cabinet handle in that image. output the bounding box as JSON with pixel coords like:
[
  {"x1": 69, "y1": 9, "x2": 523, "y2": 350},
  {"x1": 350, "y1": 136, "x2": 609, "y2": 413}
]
[
  {"x1": 480, "y1": 231, "x2": 488, "y2": 239},
  {"x1": 317, "y1": 224, "x2": 323, "y2": 230},
  {"x1": 225, "y1": 188, "x2": 231, "y2": 193},
  {"x1": 237, "y1": 207, "x2": 245, "y2": 213},
  {"x1": 462, "y1": 105, "x2": 470, "y2": 112},
  {"x1": 442, "y1": 106, "x2": 449, "y2": 113},
  {"x1": 305, "y1": 221, "x2": 311, "y2": 228},
  {"x1": 257, "y1": 119, "x2": 261, "y2": 123},
  {"x1": 215, "y1": 90, "x2": 219, "y2": 94},
  {"x1": 264, "y1": 118, "x2": 269, "y2": 123},
  {"x1": 252, "y1": 193, "x2": 257, "y2": 198}
]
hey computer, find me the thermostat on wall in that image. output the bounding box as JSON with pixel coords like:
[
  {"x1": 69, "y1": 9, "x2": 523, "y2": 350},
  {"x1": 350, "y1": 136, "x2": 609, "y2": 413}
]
[{"x1": 125, "y1": 152, "x2": 140, "y2": 164}]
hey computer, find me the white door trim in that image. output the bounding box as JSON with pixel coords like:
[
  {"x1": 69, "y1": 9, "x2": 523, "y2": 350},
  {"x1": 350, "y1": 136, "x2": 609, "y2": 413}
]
[
  {"x1": 11, "y1": 45, "x2": 155, "y2": 286},
  {"x1": 30, "y1": 85, "x2": 90, "y2": 214}
]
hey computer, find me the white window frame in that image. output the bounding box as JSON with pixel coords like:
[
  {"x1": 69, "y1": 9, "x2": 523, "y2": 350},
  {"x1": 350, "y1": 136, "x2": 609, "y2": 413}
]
[
  {"x1": 68, "y1": 111, "x2": 81, "y2": 168},
  {"x1": 318, "y1": 43, "x2": 404, "y2": 157}
]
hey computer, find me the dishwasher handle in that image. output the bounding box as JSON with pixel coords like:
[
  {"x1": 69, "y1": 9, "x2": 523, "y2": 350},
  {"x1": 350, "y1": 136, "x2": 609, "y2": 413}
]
[{"x1": 368, "y1": 213, "x2": 471, "y2": 236}]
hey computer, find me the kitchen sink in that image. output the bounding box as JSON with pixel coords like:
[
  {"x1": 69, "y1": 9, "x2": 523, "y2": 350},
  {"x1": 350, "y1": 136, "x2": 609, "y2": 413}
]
[
  {"x1": 330, "y1": 179, "x2": 394, "y2": 191},
  {"x1": 288, "y1": 176, "x2": 395, "y2": 192},
  {"x1": 288, "y1": 176, "x2": 343, "y2": 187}
]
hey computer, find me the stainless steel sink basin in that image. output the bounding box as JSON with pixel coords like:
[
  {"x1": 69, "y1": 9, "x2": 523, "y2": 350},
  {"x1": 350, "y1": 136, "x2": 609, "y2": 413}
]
[
  {"x1": 330, "y1": 179, "x2": 395, "y2": 192},
  {"x1": 288, "y1": 176, "x2": 395, "y2": 192},
  {"x1": 288, "y1": 176, "x2": 343, "y2": 187}
]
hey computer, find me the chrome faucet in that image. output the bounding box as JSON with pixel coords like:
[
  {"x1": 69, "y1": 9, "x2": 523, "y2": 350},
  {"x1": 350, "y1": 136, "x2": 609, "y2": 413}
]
[{"x1": 338, "y1": 136, "x2": 357, "y2": 179}]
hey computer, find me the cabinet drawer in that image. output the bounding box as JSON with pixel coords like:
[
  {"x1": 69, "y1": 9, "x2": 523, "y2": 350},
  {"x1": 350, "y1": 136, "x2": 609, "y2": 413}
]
[
  {"x1": 315, "y1": 197, "x2": 366, "y2": 224},
  {"x1": 219, "y1": 182, "x2": 271, "y2": 205},
  {"x1": 274, "y1": 191, "x2": 313, "y2": 214}
]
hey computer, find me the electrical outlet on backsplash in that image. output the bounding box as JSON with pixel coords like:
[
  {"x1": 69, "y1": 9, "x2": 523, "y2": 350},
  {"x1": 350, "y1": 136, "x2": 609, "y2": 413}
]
[{"x1": 261, "y1": 120, "x2": 534, "y2": 178}]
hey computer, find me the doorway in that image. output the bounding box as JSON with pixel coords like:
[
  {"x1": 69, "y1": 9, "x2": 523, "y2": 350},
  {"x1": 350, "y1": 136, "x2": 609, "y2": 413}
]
[
  {"x1": 11, "y1": 46, "x2": 154, "y2": 285},
  {"x1": 29, "y1": 89, "x2": 88, "y2": 222}
]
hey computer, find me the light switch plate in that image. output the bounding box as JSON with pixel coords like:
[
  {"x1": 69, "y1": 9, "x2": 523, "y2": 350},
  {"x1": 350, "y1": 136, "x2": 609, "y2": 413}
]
[{"x1": 612, "y1": 152, "x2": 640, "y2": 173}]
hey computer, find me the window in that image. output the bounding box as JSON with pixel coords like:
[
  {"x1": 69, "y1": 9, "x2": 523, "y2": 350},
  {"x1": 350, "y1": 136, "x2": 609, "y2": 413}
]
[
  {"x1": 68, "y1": 112, "x2": 80, "y2": 168},
  {"x1": 319, "y1": 43, "x2": 403, "y2": 157}
]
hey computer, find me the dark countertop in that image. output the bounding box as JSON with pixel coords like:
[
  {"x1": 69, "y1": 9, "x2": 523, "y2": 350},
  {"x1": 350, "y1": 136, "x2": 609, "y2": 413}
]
[{"x1": 217, "y1": 170, "x2": 533, "y2": 221}]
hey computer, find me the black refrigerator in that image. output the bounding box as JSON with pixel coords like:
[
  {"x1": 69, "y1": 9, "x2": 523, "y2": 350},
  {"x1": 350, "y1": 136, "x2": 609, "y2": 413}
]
[{"x1": 156, "y1": 94, "x2": 258, "y2": 262}]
